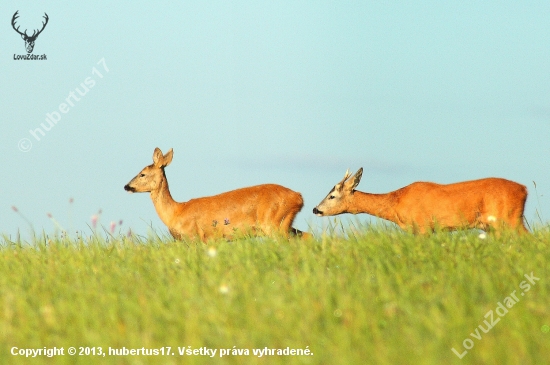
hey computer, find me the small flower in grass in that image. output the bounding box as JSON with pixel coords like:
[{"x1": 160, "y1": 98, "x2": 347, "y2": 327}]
[
  {"x1": 119, "y1": 220, "x2": 123, "y2": 226},
  {"x1": 69, "y1": 197, "x2": 74, "y2": 204},
  {"x1": 175, "y1": 258, "x2": 180, "y2": 264},
  {"x1": 487, "y1": 215, "x2": 497, "y2": 223},
  {"x1": 11, "y1": 206, "x2": 18, "y2": 212},
  {"x1": 47, "y1": 212, "x2": 52, "y2": 218},
  {"x1": 219, "y1": 284, "x2": 229, "y2": 294},
  {"x1": 127, "y1": 228, "x2": 132, "y2": 238},
  {"x1": 91, "y1": 215, "x2": 98, "y2": 229},
  {"x1": 207, "y1": 247, "x2": 217, "y2": 257},
  {"x1": 478, "y1": 232, "x2": 487, "y2": 239},
  {"x1": 224, "y1": 218, "x2": 230, "y2": 225},
  {"x1": 110, "y1": 221, "x2": 116, "y2": 234}
]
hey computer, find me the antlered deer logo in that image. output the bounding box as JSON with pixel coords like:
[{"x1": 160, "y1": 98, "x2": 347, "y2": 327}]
[{"x1": 12, "y1": 11, "x2": 49, "y2": 54}]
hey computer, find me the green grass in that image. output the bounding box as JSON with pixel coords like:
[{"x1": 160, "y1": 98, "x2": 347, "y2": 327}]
[{"x1": 0, "y1": 226, "x2": 549, "y2": 365}]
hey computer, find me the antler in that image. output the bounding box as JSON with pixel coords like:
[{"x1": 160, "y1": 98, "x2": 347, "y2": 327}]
[
  {"x1": 29, "y1": 13, "x2": 49, "y2": 39},
  {"x1": 335, "y1": 169, "x2": 352, "y2": 188},
  {"x1": 11, "y1": 11, "x2": 26, "y2": 37},
  {"x1": 343, "y1": 168, "x2": 351, "y2": 180},
  {"x1": 11, "y1": 11, "x2": 48, "y2": 40}
]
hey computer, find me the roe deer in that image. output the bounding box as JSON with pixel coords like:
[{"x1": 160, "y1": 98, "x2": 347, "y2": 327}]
[
  {"x1": 313, "y1": 168, "x2": 528, "y2": 234},
  {"x1": 124, "y1": 148, "x2": 307, "y2": 241}
]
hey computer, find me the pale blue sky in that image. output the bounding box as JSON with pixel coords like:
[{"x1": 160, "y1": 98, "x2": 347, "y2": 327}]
[{"x1": 2, "y1": 2, "x2": 550, "y2": 239}]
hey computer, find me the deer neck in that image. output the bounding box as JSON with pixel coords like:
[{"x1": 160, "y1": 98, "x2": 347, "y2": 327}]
[
  {"x1": 149, "y1": 171, "x2": 180, "y2": 227},
  {"x1": 348, "y1": 191, "x2": 397, "y2": 223}
]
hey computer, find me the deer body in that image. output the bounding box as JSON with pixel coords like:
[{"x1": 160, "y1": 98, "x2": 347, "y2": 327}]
[
  {"x1": 313, "y1": 169, "x2": 528, "y2": 233},
  {"x1": 125, "y1": 148, "x2": 305, "y2": 241}
]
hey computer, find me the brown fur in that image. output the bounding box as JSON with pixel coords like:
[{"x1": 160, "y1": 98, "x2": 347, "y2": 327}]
[
  {"x1": 314, "y1": 168, "x2": 528, "y2": 234},
  {"x1": 125, "y1": 148, "x2": 307, "y2": 242}
]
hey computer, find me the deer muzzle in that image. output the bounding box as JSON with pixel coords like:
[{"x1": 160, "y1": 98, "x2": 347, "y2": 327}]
[{"x1": 124, "y1": 184, "x2": 136, "y2": 193}]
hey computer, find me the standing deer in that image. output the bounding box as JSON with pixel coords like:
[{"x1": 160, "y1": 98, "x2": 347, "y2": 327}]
[
  {"x1": 124, "y1": 148, "x2": 308, "y2": 242},
  {"x1": 313, "y1": 168, "x2": 528, "y2": 234},
  {"x1": 12, "y1": 11, "x2": 49, "y2": 53}
]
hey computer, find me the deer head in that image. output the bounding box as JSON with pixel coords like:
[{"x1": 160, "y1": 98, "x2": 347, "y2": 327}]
[
  {"x1": 313, "y1": 168, "x2": 363, "y2": 216},
  {"x1": 12, "y1": 11, "x2": 49, "y2": 54},
  {"x1": 124, "y1": 148, "x2": 174, "y2": 193}
]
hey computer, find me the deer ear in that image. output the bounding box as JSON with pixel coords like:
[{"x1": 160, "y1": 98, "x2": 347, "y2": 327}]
[
  {"x1": 163, "y1": 148, "x2": 173, "y2": 167},
  {"x1": 345, "y1": 167, "x2": 363, "y2": 192},
  {"x1": 152, "y1": 147, "x2": 163, "y2": 167}
]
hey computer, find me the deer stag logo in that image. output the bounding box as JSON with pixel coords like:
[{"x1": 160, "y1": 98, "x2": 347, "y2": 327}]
[{"x1": 12, "y1": 11, "x2": 49, "y2": 54}]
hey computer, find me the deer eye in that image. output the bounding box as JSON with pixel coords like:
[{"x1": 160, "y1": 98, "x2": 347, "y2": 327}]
[
  {"x1": 328, "y1": 195, "x2": 335, "y2": 200},
  {"x1": 140, "y1": 174, "x2": 145, "y2": 177}
]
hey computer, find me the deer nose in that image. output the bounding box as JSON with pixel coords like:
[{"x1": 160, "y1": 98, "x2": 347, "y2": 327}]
[
  {"x1": 313, "y1": 207, "x2": 322, "y2": 215},
  {"x1": 124, "y1": 184, "x2": 135, "y2": 192}
]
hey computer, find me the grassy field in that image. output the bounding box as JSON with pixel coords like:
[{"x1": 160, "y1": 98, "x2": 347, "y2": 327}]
[{"x1": 0, "y1": 225, "x2": 548, "y2": 365}]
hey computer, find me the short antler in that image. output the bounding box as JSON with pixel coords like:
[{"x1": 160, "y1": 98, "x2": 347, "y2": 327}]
[
  {"x1": 343, "y1": 169, "x2": 351, "y2": 180},
  {"x1": 336, "y1": 169, "x2": 351, "y2": 187}
]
